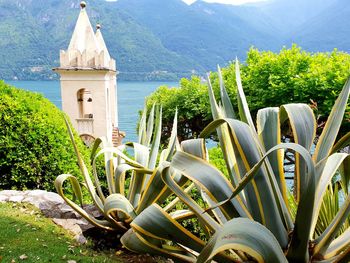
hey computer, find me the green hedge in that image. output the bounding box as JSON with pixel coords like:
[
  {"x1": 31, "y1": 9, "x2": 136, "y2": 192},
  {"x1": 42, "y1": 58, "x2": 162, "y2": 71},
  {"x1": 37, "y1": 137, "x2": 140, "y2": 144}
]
[
  {"x1": 146, "y1": 45, "x2": 350, "y2": 140},
  {"x1": 0, "y1": 81, "x2": 90, "y2": 191}
]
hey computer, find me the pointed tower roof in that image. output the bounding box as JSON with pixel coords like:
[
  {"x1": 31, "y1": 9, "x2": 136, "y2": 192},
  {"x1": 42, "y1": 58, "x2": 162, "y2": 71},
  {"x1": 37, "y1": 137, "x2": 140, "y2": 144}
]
[
  {"x1": 95, "y1": 24, "x2": 110, "y2": 59},
  {"x1": 95, "y1": 24, "x2": 111, "y2": 62},
  {"x1": 68, "y1": 1, "x2": 99, "y2": 53},
  {"x1": 55, "y1": 1, "x2": 116, "y2": 71}
]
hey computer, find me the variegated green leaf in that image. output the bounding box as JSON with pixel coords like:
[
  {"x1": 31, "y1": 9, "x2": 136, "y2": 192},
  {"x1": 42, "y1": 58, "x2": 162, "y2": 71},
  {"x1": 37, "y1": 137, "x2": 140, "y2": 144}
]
[
  {"x1": 104, "y1": 194, "x2": 137, "y2": 224},
  {"x1": 161, "y1": 164, "x2": 220, "y2": 232},
  {"x1": 145, "y1": 104, "x2": 156, "y2": 147},
  {"x1": 136, "y1": 162, "x2": 172, "y2": 213},
  {"x1": 320, "y1": 228, "x2": 350, "y2": 259},
  {"x1": 148, "y1": 106, "x2": 162, "y2": 170},
  {"x1": 201, "y1": 118, "x2": 289, "y2": 247},
  {"x1": 280, "y1": 103, "x2": 316, "y2": 202},
  {"x1": 314, "y1": 78, "x2": 350, "y2": 163},
  {"x1": 235, "y1": 59, "x2": 256, "y2": 132},
  {"x1": 197, "y1": 218, "x2": 287, "y2": 263},
  {"x1": 208, "y1": 75, "x2": 241, "y2": 188},
  {"x1": 138, "y1": 104, "x2": 148, "y2": 145},
  {"x1": 130, "y1": 204, "x2": 233, "y2": 262},
  {"x1": 55, "y1": 174, "x2": 117, "y2": 231},
  {"x1": 339, "y1": 155, "x2": 350, "y2": 195},
  {"x1": 331, "y1": 132, "x2": 350, "y2": 154},
  {"x1": 314, "y1": 190, "x2": 350, "y2": 256},
  {"x1": 311, "y1": 154, "x2": 350, "y2": 236},
  {"x1": 218, "y1": 65, "x2": 235, "y2": 119},
  {"x1": 257, "y1": 107, "x2": 289, "y2": 205},
  {"x1": 121, "y1": 228, "x2": 196, "y2": 263},
  {"x1": 169, "y1": 150, "x2": 251, "y2": 221},
  {"x1": 131, "y1": 204, "x2": 205, "y2": 253},
  {"x1": 63, "y1": 117, "x2": 104, "y2": 213}
]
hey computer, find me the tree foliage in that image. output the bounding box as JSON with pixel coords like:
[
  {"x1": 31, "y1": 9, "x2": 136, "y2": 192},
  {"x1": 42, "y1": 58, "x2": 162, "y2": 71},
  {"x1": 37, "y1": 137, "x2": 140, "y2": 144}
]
[
  {"x1": 145, "y1": 77, "x2": 211, "y2": 141},
  {"x1": 146, "y1": 45, "x2": 350, "y2": 141},
  {"x1": 0, "y1": 81, "x2": 90, "y2": 190}
]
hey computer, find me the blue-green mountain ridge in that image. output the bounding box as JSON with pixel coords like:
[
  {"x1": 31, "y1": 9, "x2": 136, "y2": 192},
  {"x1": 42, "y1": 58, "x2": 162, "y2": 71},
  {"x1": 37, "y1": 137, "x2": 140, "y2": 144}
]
[{"x1": 0, "y1": 0, "x2": 348, "y2": 81}]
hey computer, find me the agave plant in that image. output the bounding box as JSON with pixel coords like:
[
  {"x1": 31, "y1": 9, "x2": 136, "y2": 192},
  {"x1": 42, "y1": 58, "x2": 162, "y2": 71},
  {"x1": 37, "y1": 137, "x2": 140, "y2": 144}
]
[
  {"x1": 55, "y1": 104, "x2": 180, "y2": 232},
  {"x1": 122, "y1": 61, "x2": 350, "y2": 262}
]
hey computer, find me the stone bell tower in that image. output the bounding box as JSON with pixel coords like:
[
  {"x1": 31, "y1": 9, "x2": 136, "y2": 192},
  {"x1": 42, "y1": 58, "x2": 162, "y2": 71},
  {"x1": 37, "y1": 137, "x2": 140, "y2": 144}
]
[{"x1": 54, "y1": 1, "x2": 119, "y2": 145}]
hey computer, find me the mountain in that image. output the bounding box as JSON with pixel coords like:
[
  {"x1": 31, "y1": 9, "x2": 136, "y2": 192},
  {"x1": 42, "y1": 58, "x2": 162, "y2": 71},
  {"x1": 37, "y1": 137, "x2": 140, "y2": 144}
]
[
  {"x1": 0, "y1": 0, "x2": 58, "y2": 80},
  {"x1": 0, "y1": 0, "x2": 349, "y2": 81},
  {"x1": 116, "y1": 0, "x2": 279, "y2": 69},
  {"x1": 290, "y1": 0, "x2": 350, "y2": 53},
  {"x1": 0, "y1": 0, "x2": 201, "y2": 80},
  {"x1": 259, "y1": 0, "x2": 337, "y2": 36}
]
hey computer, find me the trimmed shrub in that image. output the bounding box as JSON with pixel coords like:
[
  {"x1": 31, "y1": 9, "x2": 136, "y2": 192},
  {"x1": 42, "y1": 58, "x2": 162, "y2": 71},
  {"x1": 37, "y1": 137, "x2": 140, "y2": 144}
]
[{"x1": 0, "y1": 81, "x2": 90, "y2": 190}]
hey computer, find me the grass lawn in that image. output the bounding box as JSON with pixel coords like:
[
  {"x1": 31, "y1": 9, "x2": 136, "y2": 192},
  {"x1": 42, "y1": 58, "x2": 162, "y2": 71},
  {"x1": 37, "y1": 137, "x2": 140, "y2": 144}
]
[{"x1": 0, "y1": 202, "x2": 123, "y2": 263}]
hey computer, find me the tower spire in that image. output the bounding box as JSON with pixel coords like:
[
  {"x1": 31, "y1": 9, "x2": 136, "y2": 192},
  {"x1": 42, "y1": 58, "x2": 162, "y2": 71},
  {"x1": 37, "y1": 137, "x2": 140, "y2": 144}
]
[
  {"x1": 95, "y1": 23, "x2": 111, "y2": 64},
  {"x1": 68, "y1": 1, "x2": 98, "y2": 54},
  {"x1": 58, "y1": 1, "x2": 116, "y2": 70}
]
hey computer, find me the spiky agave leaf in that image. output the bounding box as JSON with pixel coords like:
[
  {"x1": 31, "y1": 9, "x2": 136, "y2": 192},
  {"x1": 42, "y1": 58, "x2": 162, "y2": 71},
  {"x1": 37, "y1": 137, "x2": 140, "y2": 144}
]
[
  {"x1": 132, "y1": 66, "x2": 350, "y2": 262},
  {"x1": 197, "y1": 218, "x2": 287, "y2": 263},
  {"x1": 55, "y1": 104, "x2": 179, "y2": 235}
]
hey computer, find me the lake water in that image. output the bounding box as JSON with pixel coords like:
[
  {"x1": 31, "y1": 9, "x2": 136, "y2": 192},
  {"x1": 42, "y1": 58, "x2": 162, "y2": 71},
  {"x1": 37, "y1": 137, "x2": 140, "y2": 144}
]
[
  {"x1": 5, "y1": 80, "x2": 296, "y2": 189},
  {"x1": 6, "y1": 80, "x2": 178, "y2": 142}
]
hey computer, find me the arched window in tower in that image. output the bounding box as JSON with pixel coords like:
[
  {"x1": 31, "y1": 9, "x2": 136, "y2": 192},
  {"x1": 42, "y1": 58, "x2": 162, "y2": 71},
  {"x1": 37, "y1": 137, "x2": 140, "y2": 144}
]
[{"x1": 77, "y1": 89, "x2": 93, "y2": 119}]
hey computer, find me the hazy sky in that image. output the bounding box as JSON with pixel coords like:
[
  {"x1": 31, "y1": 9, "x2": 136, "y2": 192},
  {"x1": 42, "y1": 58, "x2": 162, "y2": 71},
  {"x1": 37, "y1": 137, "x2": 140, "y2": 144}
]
[
  {"x1": 182, "y1": 0, "x2": 267, "y2": 5},
  {"x1": 105, "y1": 0, "x2": 267, "y2": 4},
  {"x1": 105, "y1": 0, "x2": 268, "y2": 4}
]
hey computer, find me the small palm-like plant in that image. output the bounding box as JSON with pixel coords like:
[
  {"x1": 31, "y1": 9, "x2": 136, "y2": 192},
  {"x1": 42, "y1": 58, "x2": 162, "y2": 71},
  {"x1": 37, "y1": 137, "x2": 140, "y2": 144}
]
[
  {"x1": 55, "y1": 105, "x2": 179, "y2": 232},
  {"x1": 122, "y1": 61, "x2": 350, "y2": 262}
]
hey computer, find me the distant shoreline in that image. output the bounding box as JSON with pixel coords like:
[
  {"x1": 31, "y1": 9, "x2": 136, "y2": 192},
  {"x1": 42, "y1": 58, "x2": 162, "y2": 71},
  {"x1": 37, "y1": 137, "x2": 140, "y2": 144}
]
[{"x1": 1, "y1": 72, "x2": 198, "y2": 82}]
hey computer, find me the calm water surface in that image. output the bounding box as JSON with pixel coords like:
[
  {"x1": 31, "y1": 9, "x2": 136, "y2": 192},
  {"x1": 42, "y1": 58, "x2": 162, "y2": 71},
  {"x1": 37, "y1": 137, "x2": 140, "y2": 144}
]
[
  {"x1": 5, "y1": 80, "x2": 297, "y2": 190},
  {"x1": 6, "y1": 80, "x2": 178, "y2": 142}
]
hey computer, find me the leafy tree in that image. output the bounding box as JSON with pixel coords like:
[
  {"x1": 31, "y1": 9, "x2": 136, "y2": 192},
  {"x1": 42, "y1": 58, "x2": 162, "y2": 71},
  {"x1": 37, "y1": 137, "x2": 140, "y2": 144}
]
[
  {"x1": 237, "y1": 45, "x2": 350, "y2": 129},
  {"x1": 0, "y1": 81, "x2": 90, "y2": 190},
  {"x1": 146, "y1": 45, "x2": 350, "y2": 141},
  {"x1": 145, "y1": 77, "x2": 211, "y2": 141}
]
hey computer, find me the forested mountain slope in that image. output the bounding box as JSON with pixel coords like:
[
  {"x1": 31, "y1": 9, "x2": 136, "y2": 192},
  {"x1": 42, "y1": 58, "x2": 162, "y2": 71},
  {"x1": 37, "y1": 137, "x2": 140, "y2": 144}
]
[{"x1": 0, "y1": 0, "x2": 348, "y2": 80}]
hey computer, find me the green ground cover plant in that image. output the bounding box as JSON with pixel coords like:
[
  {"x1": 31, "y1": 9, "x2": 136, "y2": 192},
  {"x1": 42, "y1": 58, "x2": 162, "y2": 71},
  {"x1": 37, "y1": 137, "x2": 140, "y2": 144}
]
[
  {"x1": 0, "y1": 81, "x2": 90, "y2": 191},
  {"x1": 0, "y1": 202, "x2": 122, "y2": 262},
  {"x1": 146, "y1": 45, "x2": 350, "y2": 141}
]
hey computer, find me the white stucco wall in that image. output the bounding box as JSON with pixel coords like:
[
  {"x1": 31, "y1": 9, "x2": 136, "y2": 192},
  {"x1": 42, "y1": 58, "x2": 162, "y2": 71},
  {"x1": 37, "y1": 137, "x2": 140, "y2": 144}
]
[{"x1": 56, "y1": 69, "x2": 117, "y2": 140}]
